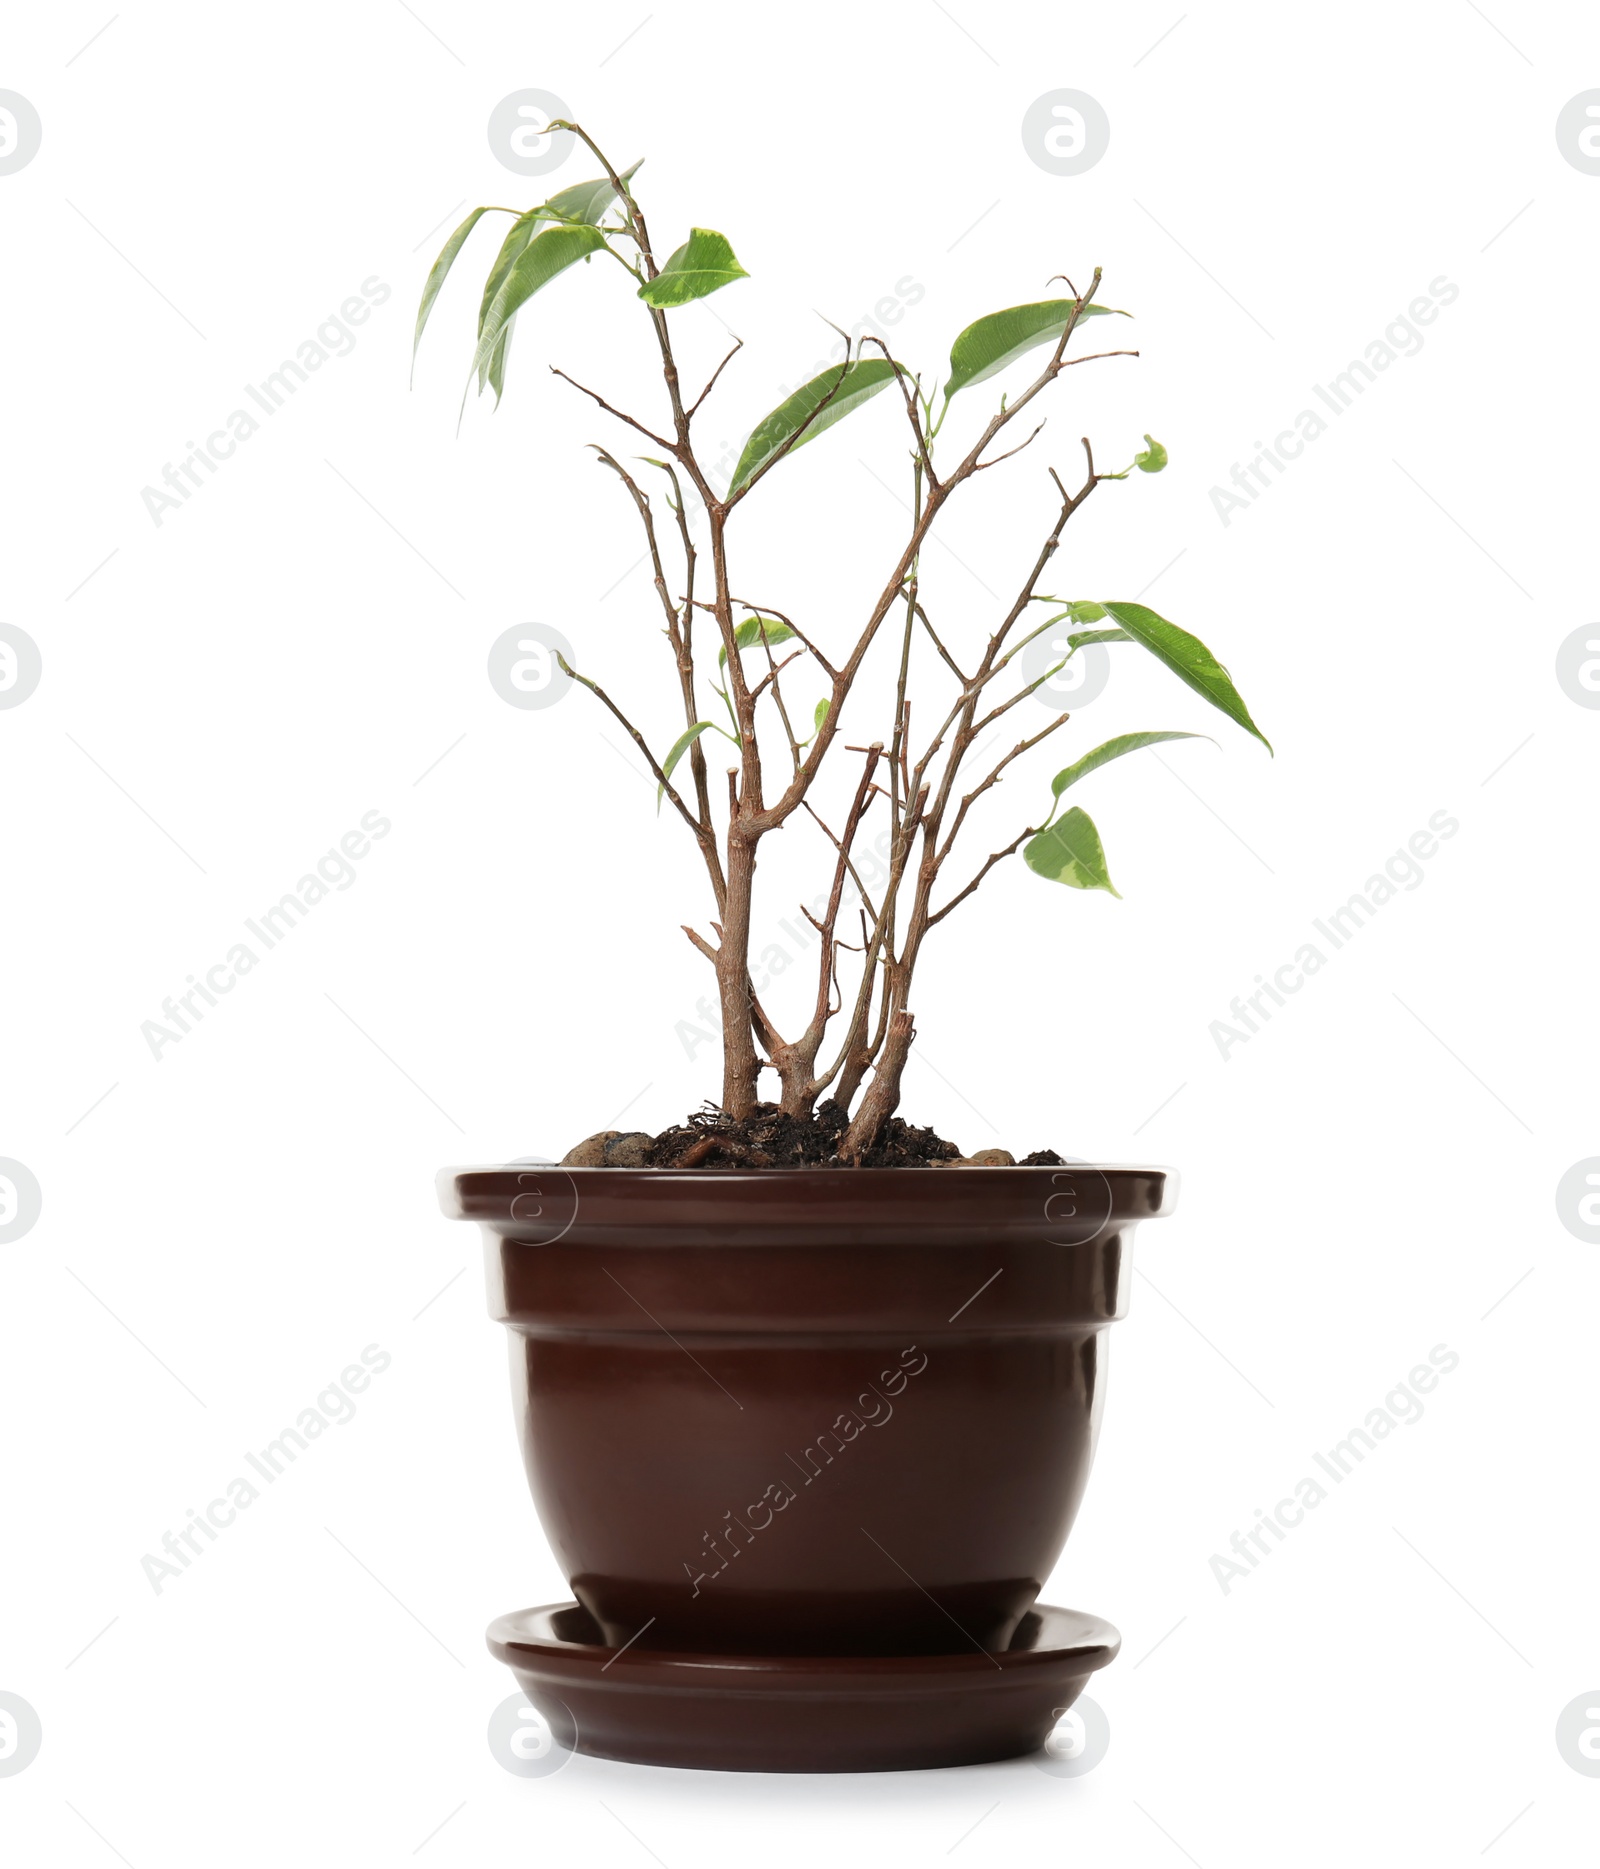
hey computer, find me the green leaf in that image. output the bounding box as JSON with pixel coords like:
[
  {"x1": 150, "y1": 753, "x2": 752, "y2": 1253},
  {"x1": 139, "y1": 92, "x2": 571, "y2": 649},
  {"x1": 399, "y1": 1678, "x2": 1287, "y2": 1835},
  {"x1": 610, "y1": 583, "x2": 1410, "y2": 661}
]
[
  {"x1": 542, "y1": 161, "x2": 643, "y2": 231},
  {"x1": 475, "y1": 165, "x2": 642, "y2": 401},
  {"x1": 799, "y1": 697, "x2": 830, "y2": 747},
  {"x1": 717, "y1": 616, "x2": 797, "y2": 670},
  {"x1": 943, "y1": 299, "x2": 1129, "y2": 402},
  {"x1": 485, "y1": 313, "x2": 515, "y2": 403},
  {"x1": 466, "y1": 223, "x2": 608, "y2": 410},
  {"x1": 729, "y1": 359, "x2": 899, "y2": 496},
  {"x1": 1067, "y1": 627, "x2": 1131, "y2": 650},
  {"x1": 1048, "y1": 731, "x2": 1209, "y2": 801},
  {"x1": 637, "y1": 228, "x2": 749, "y2": 308},
  {"x1": 484, "y1": 214, "x2": 547, "y2": 297},
  {"x1": 1098, "y1": 602, "x2": 1272, "y2": 752},
  {"x1": 1135, "y1": 434, "x2": 1167, "y2": 472},
  {"x1": 413, "y1": 206, "x2": 505, "y2": 382},
  {"x1": 1064, "y1": 600, "x2": 1107, "y2": 623},
  {"x1": 1024, "y1": 806, "x2": 1119, "y2": 896},
  {"x1": 657, "y1": 720, "x2": 715, "y2": 814},
  {"x1": 476, "y1": 218, "x2": 541, "y2": 395}
]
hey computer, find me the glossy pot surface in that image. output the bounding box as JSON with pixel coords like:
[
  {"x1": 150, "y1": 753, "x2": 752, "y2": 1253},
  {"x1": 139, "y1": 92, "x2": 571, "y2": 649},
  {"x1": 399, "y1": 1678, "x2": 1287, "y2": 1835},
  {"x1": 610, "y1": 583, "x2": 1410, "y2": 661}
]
[
  {"x1": 488, "y1": 1600, "x2": 1120, "y2": 1771},
  {"x1": 441, "y1": 1164, "x2": 1173, "y2": 1656}
]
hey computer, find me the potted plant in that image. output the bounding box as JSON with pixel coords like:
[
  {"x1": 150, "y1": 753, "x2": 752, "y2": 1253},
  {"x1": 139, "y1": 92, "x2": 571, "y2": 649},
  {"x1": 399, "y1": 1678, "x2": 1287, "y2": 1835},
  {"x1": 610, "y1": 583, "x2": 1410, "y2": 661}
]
[{"x1": 425, "y1": 123, "x2": 1269, "y2": 1773}]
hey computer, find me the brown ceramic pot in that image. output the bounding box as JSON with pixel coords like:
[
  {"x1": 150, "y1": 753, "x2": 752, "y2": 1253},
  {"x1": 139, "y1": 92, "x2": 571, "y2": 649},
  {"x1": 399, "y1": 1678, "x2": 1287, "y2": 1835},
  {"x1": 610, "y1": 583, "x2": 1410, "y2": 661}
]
[{"x1": 440, "y1": 1163, "x2": 1173, "y2": 1658}]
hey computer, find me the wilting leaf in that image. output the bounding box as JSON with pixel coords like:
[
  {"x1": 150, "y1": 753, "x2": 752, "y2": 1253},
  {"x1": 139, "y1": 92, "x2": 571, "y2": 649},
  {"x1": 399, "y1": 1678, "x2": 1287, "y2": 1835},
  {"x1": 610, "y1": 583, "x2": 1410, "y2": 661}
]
[
  {"x1": 481, "y1": 168, "x2": 640, "y2": 332},
  {"x1": 475, "y1": 165, "x2": 642, "y2": 400},
  {"x1": 657, "y1": 720, "x2": 715, "y2": 813},
  {"x1": 1063, "y1": 600, "x2": 1107, "y2": 623},
  {"x1": 1047, "y1": 731, "x2": 1209, "y2": 799},
  {"x1": 1067, "y1": 628, "x2": 1131, "y2": 650},
  {"x1": 476, "y1": 218, "x2": 541, "y2": 395},
  {"x1": 717, "y1": 616, "x2": 797, "y2": 670},
  {"x1": 485, "y1": 313, "x2": 515, "y2": 403},
  {"x1": 543, "y1": 161, "x2": 642, "y2": 230},
  {"x1": 1024, "y1": 806, "x2": 1118, "y2": 895},
  {"x1": 1135, "y1": 434, "x2": 1168, "y2": 472},
  {"x1": 729, "y1": 360, "x2": 898, "y2": 495},
  {"x1": 637, "y1": 228, "x2": 749, "y2": 308},
  {"x1": 1098, "y1": 602, "x2": 1271, "y2": 751},
  {"x1": 467, "y1": 223, "x2": 608, "y2": 405},
  {"x1": 414, "y1": 206, "x2": 505, "y2": 380},
  {"x1": 943, "y1": 299, "x2": 1129, "y2": 402}
]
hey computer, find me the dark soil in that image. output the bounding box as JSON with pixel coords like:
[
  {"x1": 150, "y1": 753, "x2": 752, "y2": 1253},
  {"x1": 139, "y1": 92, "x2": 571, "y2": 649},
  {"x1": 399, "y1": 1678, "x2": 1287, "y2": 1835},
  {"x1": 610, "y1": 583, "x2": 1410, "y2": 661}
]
[{"x1": 560, "y1": 1101, "x2": 1067, "y2": 1170}]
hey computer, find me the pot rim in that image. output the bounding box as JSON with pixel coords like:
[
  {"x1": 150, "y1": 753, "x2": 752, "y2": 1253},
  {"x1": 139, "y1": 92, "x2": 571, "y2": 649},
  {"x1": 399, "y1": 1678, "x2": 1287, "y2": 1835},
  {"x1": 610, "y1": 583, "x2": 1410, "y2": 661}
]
[
  {"x1": 443, "y1": 1160, "x2": 1174, "y2": 1182},
  {"x1": 439, "y1": 1162, "x2": 1176, "y2": 1250},
  {"x1": 488, "y1": 1601, "x2": 1121, "y2": 1680}
]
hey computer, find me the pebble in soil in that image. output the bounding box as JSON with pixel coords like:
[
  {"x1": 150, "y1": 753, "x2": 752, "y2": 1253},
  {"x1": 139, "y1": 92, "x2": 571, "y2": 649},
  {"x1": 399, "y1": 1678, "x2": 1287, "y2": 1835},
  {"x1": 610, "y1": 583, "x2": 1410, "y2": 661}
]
[{"x1": 557, "y1": 1101, "x2": 1066, "y2": 1169}]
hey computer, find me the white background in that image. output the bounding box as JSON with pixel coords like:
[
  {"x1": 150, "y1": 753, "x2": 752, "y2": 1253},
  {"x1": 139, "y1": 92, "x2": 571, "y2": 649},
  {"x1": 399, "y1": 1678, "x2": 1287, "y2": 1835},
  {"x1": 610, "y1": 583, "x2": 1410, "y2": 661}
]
[{"x1": 3, "y1": 1, "x2": 1597, "y2": 1862}]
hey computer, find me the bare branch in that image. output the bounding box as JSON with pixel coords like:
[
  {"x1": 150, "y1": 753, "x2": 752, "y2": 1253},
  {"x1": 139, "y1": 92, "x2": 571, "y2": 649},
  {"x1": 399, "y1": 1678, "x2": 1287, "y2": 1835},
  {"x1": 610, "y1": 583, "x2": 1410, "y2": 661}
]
[
  {"x1": 733, "y1": 601, "x2": 839, "y2": 681},
  {"x1": 593, "y1": 447, "x2": 675, "y2": 617},
  {"x1": 971, "y1": 660, "x2": 1074, "y2": 738},
  {"x1": 926, "y1": 824, "x2": 1039, "y2": 927},
  {"x1": 802, "y1": 800, "x2": 881, "y2": 924},
  {"x1": 750, "y1": 647, "x2": 804, "y2": 702},
  {"x1": 859, "y1": 334, "x2": 937, "y2": 487},
  {"x1": 772, "y1": 746, "x2": 881, "y2": 1112},
  {"x1": 557, "y1": 655, "x2": 704, "y2": 843},
  {"x1": 935, "y1": 712, "x2": 1072, "y2": 868},
  {"x1": 1057, "y1": 347, "x2": 1139, "y2": 371},
  {"x1": 592, "y1": 447, "x2": 726, "y2": 910},
  {"x1": 647, "y1": 456, "x2": 716, "y2": 849},
  {"x1": 748, "y1": 987, "x2": 786, "y2": 1063},
  {"x1": 683, "y1": 925, "x2": 718, "y2": 963},
  {"x1": 549, "y1": 366, "x2": 675, "y2": 451},
  {"x1": 753, "y1": 628, "x2": 804, "y2": 772},
  {"x1": 972, "y1": 420, "x2": 1046, "y2": 472},
  {"x1": 688, "y1": 338, "x2": 744, "y2": 417},
  {"x1": 914, "y1": 601, "x2": 969, "y2": 685}
]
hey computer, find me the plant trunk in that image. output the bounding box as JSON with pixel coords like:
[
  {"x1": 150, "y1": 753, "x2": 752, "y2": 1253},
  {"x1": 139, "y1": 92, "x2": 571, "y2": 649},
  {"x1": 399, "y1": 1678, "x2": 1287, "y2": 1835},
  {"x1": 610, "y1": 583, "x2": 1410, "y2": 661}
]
[
  {"x1": 703, "y1": 499, "x2": 767, "y2": 1121},
  {"x1": 831, "y1": 977, "x2": 885, "y2": 1111},
  {"x1": 772, "y1": 1049, "x2": 818, "y2": 1117},
  {"x1": 718, "y1": 832, "x2": 762, "y2": 1117},
  {"x1": 841, "y1": 1008, "x2": 915, "y2": 1161}
]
